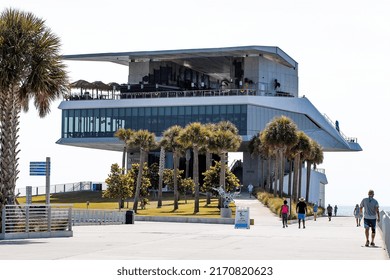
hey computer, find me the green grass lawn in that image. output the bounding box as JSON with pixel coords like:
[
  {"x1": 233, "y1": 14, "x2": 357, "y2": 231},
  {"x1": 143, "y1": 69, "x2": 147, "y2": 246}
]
[{"x1": 17, "y1": 191, "x2": 235, "y2": 218}]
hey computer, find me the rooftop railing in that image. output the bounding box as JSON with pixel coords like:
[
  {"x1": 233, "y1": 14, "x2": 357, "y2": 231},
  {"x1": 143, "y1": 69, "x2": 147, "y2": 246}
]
[
  {"x1": 323, "y1": 114, "x2": 358, "y2": 144},
  {"x1": 64, "y1": 88, "x2": 294, "y2": 101}
]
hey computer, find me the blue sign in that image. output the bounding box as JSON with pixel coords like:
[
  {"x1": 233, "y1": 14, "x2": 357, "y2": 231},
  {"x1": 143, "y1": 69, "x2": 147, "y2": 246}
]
[{"x1": 30, "y1": 161, "x2": 50, "y2": 176}]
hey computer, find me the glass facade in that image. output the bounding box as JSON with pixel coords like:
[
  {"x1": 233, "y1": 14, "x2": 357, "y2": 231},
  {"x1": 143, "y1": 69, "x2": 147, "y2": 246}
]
[{"x1": 62, "y1": 105, "x2": 247, "y2": 138}]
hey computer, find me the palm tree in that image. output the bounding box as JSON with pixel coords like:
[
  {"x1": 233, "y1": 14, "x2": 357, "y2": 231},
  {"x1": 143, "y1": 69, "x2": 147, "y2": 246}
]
[
  {"x1": 305, "y1": 140, "x2": 324, "y2": 202},
  {"x1": 114, "y1": 128, "x2": 134, "y2": 173},
  {"x1": 210, "y1": 121, "x2": 241, "y2": 190},
  {"x1": 0, "y1": 8, "x2": 68, "y2": 211},
  {"x1": 261, "y1": 116, "x2": 298, "y2": 197},
  {"x1": 291, "y1": 131, "x2": 311, "y2": 201},
  {"x1": 178, "y1": 122, "x2": 209, "y2": 213},
  {"x1": 127, "y1": 129, "x2": 157, "y2": 213},
  {"x1": 160, "y1": 125, "x2": 184, "y2": 211}
]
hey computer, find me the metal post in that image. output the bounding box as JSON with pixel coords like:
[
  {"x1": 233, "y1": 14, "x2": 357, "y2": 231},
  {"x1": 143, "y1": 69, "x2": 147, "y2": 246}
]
[
  {"x1": 2, "y1": 207, "x2": 6, "y2": 234},
  {"x1": 45, "y1": 157, "x2": 50, "y2": 205},
  {"x1": 26, "y1": 186, "x2": 32, "y2": 204},
  {"x1": 68, "y1": 207, "x2": 72, "y2": 231},
  {"x1": 25, "y1": 205, "x2": 29, "y2": 233},
  {"x1": 48, "y1": 206, "x2": 52, "y2": 232}
]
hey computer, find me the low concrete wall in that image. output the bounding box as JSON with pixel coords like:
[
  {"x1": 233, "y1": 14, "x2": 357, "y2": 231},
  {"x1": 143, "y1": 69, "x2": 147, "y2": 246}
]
[{"x1": 134, "y1": 215, "x2": 235, "y2": 224}]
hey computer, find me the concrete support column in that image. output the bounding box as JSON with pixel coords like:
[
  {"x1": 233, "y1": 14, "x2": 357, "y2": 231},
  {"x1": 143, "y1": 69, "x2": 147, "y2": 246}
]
[{"x1": 242, "y1": 152, "x2": 261, "y2": 188}]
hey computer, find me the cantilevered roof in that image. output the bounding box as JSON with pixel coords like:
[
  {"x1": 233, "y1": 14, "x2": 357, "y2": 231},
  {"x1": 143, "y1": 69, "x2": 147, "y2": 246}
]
[{"x1": 63, "y1": 45, "x2": 298, "y2": 69}]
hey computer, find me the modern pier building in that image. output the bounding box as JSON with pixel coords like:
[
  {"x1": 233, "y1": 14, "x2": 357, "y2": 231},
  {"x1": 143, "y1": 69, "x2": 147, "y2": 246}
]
[{"x1": 58, "y1": 46, "x2": 361, "y2": 205}]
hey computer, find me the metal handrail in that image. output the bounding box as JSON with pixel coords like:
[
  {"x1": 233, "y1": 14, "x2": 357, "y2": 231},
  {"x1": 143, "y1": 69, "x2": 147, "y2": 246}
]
[
  {"x1": 64, "y1": 88, "x2": 296, "y2": 101},
  {"x1": 323, "y1": 114, "x2": 358, "y2": 143}
]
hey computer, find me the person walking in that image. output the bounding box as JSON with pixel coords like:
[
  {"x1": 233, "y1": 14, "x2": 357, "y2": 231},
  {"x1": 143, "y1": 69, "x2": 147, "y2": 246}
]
[
  {"x1": 280, "y1": 200, "x2": 289, "y2": 228},
  {"x1": 360, "y1": 189, "x2": 380, "y2": 247},
  {"x1": 327, "y1": 204, "x2": 333, "y2": 221},
  {"x1": 247, "y1": 183, "x2": 253, "y2": 198},
  {"x1": 334, "y1": 205, "x2": 338, "y2": 216},
  {"x1": 296, "y1": 197, "x2": 307, "y2": 229},
  {"x1": 353, "y1": 204, "x2": 362, "y2": 227},
  {"x1": 313, "y1": 203, "x2": 318, "y2": 221}
]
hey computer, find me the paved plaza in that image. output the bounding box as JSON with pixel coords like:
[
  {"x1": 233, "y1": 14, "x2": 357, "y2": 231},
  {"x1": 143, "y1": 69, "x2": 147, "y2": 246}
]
[{"x1": 0, "y1": 197, "x2": 388, "y2": 260}]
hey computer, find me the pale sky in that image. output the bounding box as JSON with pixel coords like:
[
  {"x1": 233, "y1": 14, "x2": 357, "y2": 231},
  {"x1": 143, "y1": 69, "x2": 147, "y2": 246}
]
[{"x1": 2, "y1": 0, "x2": 389, "y2": 206}]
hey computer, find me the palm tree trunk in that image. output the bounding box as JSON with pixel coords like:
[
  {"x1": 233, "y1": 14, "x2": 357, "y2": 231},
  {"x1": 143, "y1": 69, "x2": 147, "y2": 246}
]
[
  {"x1": 219, "y1": 152, "x2": 227, "y2": 190},
  {"x1": 292, "y1": 154, "x2": 300, "y2": 202},
  {"x1": 298, "y1": 160, "x2": 303, "y2": 199},
  {"x1": 193, "y1": 147, "x2": 200, "y2": 213},
  {"x1": 121, "y1": 146, "x2": 126, "y2": 174},
  {"x1": 0, "y1": 90, "x2": 20, "y2": 208},
  {"x1": 279, "y1": 150, "x2": 285, "y2": 197},
  {"x1": 157, "y1": 147, "x2": 165, "y2": 208},
  {"x1": 185, "y1": 149, "x2": 191, "y2": 178},
  {"x1": 133, "y1": 150, "x2": 145, "y2": 213},
  {"x1": 173, "y1": 151, "x2": 179, "y2": 210},
  {"x1": 305, "y1": 161, "x2": 312, "y2": 202},
  {"x1": 288, "y1": 160, "x2": 293, "y2": 196},
  {"x1": 267, "y1": 159, "x2": 272, "y2": 193},
  {"x1": 206, "y1": 152, "x2": 212, "y2": 204},
  {"x1": 273, "y1": 154, "x2": 278, "y2": 196}
]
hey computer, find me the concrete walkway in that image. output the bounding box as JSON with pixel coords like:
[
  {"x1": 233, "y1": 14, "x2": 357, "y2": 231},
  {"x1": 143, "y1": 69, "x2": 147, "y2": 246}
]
[{"x1": 0, "y1": 196, "x2": 388, "y2": 260}]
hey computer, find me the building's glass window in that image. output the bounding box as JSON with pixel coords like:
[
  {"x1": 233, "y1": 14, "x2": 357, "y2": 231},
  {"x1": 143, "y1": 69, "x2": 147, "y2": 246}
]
[{"x1": 62, "y1": 104, "x2": 248, "y2": 138}]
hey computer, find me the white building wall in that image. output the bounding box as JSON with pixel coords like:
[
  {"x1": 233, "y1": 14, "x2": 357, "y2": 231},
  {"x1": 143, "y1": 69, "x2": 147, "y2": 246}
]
[
  {"x1": 283, "y1": 168, "x2": 327, "y2": 204},
  {"x1": 242, "y1": 152, "x2": 262, "y2": 187},
  {"x1": 243, "y1": 56, "x2": 260, "y2": 90},
  {"x1": 258, "y1": 56, "x2": 298, "y2": 96}
]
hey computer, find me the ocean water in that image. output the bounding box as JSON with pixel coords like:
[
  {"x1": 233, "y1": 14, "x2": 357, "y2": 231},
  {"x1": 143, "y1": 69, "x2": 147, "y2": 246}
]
[{"x1": 332, "y1": 205, "x2": 390, "y2": 216}]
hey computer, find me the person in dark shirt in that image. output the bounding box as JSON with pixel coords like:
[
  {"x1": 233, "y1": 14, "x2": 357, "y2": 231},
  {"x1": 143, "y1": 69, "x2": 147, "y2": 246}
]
[
  {"x1": 327, "y1": 204, "x2": 333, "y2": 221},
  {"x1": 296, "y1": 197, "x2": 307, "y2": 229}
]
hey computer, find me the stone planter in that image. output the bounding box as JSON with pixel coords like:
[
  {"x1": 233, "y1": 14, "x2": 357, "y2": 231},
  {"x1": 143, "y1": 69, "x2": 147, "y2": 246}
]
[{"x1": 220, "y1": 208, "x2": 232, "y2": 218}]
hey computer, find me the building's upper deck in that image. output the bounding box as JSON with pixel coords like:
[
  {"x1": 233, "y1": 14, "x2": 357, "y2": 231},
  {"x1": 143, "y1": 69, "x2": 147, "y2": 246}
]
[{"x1": 64, "y1": 46, "x2": 299, "y2": 100}]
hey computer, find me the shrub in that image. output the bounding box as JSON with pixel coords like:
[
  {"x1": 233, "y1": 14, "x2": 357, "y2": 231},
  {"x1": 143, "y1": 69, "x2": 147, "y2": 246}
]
[{"x1": 256, "y1": 191, "x2": 323, "y2": 220}]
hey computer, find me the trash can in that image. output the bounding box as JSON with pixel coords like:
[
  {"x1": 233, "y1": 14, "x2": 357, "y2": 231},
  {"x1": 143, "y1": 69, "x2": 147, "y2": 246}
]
[{"x1": 125, "y1": 210, "x2": 135, "y2": 224}]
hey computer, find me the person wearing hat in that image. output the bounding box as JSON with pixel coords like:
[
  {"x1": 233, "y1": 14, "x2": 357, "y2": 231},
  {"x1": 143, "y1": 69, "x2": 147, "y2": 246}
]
[
  {"x1": 296, "y1": 197, "x2": 307, "y2": 229},
  {"x1": 360, "y1": 189, "x2": 380, "y2": 247}
]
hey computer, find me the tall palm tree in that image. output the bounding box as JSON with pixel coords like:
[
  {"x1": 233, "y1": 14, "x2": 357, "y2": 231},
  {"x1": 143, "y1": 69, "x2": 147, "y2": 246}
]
[
  {"x1": 261, "y1": 116, "x2": 298, "y2": 197},
  {"x1": 0, "y1": 9, "x2": 68, "y2": 210},
  {"x1": 291, "y1": 131, "x2": 311, "y2": 201},
  {"x1": 178, "y1": 122, "x2": 209, "y2": 213},
  {"x1": 114, "y1": 128, "x2": 134, "y2": 173},
  {"x1": 160, "y1": 125, "x2": 184, "y2": 211},
  {"x1": 305, "y1": 140, "x2": 324, "y2": 202},
  {"x1": 210, "y1": 121, "x2": 241, "y2": 190},
  {"x1": 127, "y1": 129, "x2": 157, "y2": 213}
]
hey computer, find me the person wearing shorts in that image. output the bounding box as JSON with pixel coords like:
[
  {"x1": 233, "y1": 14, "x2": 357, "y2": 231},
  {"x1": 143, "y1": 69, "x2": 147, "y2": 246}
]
[
  {"x1": 360, "y1": 189, "x2": 380, "y2": 247},
  {"x1": 313, "y1": 203, "x2": 318, "y2": 221},
  {"x1": 296, "y1": 197, "x2": 307, "y2": 229}
]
